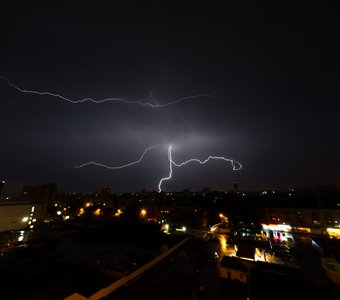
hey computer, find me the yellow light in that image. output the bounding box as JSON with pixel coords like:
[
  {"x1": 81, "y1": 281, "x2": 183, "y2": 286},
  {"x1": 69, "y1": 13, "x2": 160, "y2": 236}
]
[
  {"x1": 296, "y1": 227, "x2": 311, "y2": 233},
  {"x1": 163, "y1": 224, "x2": 170, "y2": 233},
  {"x1": 78, "y1": 208, "x2": 84, "y2": 216},
  {"x1": 57, "y1": 211, "x2": 62, "y2": 216},
  {"x1": 219, "y1": 235, "x2": 227, "y2": 252},
  {"x1": 219, "y1": 213, "x2": 228, "y2": 223},
  {"x1": 114, "y1": 209, "x2": 123, "y2": 217},
  {"x1": 22, "y1": 217, "x2": 29, "y2": 222},
  {"x1": 327, "y1": 228, "x2": 340, "y2": 238},
  {"x1": 94, "y1": 208, "x2": 101, "y2": 216},
  {"x1": 140, "y1": 209, "x2": 147, "y2": 217},
  {"x1": 85, "y1": 202, "x2": 91, "y2": 207}
]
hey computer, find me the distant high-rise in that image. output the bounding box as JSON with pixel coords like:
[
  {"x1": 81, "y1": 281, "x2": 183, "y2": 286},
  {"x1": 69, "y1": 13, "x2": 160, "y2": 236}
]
[
  {"x1": 100, "y1": 186, "x2": 113, "y2": 206},
  {"x1": 21, "y1": 183, "x2": 57, "y2": 217},
  {"x1": 233, "y1": 181, "x2": 239, "y2": 192},
  {"x1": 0, "y1": 182, "x2": 56, "y2": 233},
  {"x1": 0, "y1": 180, "x2": 4, "y2": 196},
  {"x1": 22, "y1": 183, "x2": 57, "y2": 203}
]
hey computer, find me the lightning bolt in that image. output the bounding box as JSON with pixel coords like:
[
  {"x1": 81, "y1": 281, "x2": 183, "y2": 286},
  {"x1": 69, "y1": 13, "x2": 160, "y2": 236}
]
[
  {"x1": 157, "y1": 145, "x2": 174, "y2": 193},
  {"x1": 74, "y1": 144, "x2": 159, "y2": 169},
  {"x1": 158, "y1": 145, "x2": 242, "y2": 192},
  {"x1": 1, "y1": 76, "x2": 217, "y2": 108}
]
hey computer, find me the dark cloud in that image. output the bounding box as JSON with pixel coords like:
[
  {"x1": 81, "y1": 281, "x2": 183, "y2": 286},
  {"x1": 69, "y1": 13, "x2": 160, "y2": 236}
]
[{"x1": 0, "y1": 2, "x2": 338, "y2": 193}]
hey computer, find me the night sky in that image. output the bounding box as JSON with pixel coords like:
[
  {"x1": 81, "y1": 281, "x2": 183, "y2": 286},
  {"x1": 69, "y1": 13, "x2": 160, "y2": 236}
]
[{"x1": 0, "y1": 2, "x2": 338, "y2": 194}]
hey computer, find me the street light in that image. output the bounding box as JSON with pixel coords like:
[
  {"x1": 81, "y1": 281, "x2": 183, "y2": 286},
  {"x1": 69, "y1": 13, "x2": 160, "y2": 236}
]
[
  {"x1": 140, "y1": 209, "x2": 147, "y2": 218},
  {"x1": 219, "y1": 213, "x2": 228, "y2": 223}
]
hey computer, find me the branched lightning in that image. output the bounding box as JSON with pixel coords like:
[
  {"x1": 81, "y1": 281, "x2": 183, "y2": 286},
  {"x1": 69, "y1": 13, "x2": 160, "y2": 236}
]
[
  {"x1": 157, "y1": 145, "x2": 174, "y2": 192},
  {"x1": 74, "y1": 144, "x2": 159, "y2": 169},
  {"x1": 2, "y1": 78, "x2": 242, "y2": 191},
  {"x1": 158, "y1": 145, "x2": 242, "y2": 192},
  {"x1": 1, "y1": 76, "x2": 217, "y2": 108}
]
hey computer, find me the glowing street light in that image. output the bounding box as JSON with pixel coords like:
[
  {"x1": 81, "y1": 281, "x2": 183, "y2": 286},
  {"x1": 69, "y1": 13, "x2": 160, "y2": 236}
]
[
  {"x1": 140, "y1": 209, "x2": 147, "y2": 218},
  {"x1": 94, "y1": 208, "x2": 101, "y2": 216},
  {"x1": 114, "y1": 209, "x2": 123, "y2": 217},
  {"x1": 219, "y1": 235, "x2": 227, "y2": 252},
  {"x1": 219, "y1": 213, "x2": 228, "y2": 223},
  {"x1": 163, "y1": 224, "x2": 170, "y2": 233}
]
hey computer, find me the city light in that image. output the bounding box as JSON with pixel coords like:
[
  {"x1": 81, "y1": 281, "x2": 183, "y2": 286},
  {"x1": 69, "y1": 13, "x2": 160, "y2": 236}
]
[
  {"x1": 114, "y1": 209, "x2": 123, "y2": 217},
  {"x1": 162, "y1": 224, "x2": 170, "y2": 233},
  {"x1": 140, "y1": 209, "x2": 147, "y2": 218},
  {"x1": 94, "y1": 208, "x2": 101, "y2": 216},
  {"x1": 327, "y1": 228, "x2": 340, "y2": 238},
  {"x1": 219, "y1": 235, "x2": 227, "y2": 252},
  {"x1": 219, "y1": 213, "x2": 228, "y2": 223},
  {"x1": 22, "y1": 217, "x2": 28, "y2": 222},
  {"x1": 261, "y1": 224, "x2": 292, "y2": 232}
]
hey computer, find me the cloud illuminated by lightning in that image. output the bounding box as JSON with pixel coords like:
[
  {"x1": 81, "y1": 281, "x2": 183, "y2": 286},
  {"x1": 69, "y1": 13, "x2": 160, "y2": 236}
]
[
  {"x1": 158, "y1": 145, "x2": 242, "y2": 192},
  {"x1": 1, "y1": 76, "x2": 217, "y2": 108},
  {"x1": 74, "y1": 144, "x2": 159, "y2": 169}
]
